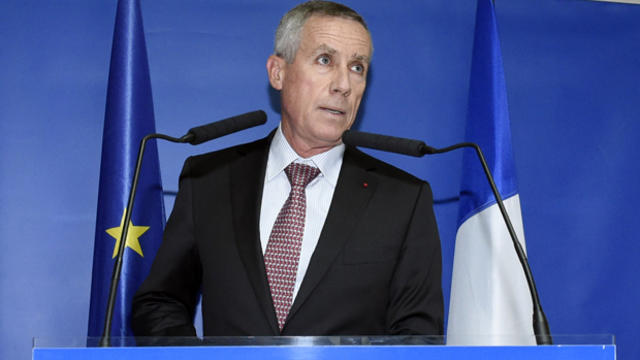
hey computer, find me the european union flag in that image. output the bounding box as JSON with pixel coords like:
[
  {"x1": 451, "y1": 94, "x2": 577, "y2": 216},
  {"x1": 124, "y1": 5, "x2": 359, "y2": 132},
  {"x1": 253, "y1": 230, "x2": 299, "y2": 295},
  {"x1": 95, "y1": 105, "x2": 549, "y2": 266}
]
[{"x1": 88, "y1": 0, "x2": 165, "y2": 339}]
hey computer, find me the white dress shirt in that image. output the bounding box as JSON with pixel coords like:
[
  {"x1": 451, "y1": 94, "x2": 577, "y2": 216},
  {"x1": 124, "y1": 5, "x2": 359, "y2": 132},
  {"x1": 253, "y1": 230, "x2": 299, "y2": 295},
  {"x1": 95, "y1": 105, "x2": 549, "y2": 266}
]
[{"x1": 259, "y1": 125, "x2": 344, "y2": 300}]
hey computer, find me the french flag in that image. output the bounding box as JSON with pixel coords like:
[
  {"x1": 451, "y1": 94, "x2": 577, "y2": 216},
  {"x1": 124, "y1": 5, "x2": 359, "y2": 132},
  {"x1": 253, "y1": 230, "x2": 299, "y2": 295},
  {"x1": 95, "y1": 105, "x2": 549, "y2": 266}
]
[{"x1": 446, "y1": 0, "x2": 535, "y2": 345}]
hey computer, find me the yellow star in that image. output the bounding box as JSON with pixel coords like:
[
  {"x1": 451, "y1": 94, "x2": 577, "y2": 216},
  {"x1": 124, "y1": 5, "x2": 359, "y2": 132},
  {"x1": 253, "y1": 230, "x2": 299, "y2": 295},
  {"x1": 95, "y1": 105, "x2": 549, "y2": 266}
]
[{"x1": 105, "y1": 209, "x2": 150, "y2": 258}]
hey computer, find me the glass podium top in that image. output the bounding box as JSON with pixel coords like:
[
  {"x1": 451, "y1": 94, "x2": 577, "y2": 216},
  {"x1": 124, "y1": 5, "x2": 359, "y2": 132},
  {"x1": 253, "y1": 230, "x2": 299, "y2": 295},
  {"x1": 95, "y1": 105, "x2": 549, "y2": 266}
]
[
  {"x1": 33, "y1": 334, "x2": 614, "y2": 348},
  {"x1": 32, "y1": 335, "x2": 616, "y2": 360}
]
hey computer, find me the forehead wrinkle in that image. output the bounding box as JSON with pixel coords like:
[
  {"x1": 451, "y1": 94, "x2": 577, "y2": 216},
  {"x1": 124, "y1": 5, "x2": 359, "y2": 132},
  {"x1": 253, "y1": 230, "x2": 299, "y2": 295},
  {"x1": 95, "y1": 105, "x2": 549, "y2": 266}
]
[
  {"x1": 313, "y1": 44, "x2": 337, "y2": 55},
  {"x1": 312, "y1": 32, "x2": 370, "y2": 52},
  {"x1": 301, "y1": 17, "x2": 372, "y2": 61}
]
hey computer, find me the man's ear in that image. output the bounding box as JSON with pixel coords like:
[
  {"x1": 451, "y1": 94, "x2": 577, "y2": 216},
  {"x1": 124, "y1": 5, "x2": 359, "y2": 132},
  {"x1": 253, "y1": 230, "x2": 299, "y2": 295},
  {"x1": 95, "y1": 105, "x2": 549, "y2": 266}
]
[{"x1": 266, "y1": 55, "x2": 285, "y2": 90}]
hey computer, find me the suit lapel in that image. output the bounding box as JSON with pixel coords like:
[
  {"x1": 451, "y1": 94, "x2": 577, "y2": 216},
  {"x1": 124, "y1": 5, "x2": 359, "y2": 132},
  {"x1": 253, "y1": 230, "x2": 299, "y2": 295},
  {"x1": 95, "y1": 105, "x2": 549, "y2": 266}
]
[
  {"x1": 287, "y1": 147, "x2": 377, "y2": 321},
  {"x1": 230, "y1": 135, "x2": 280, "y2": 334}
]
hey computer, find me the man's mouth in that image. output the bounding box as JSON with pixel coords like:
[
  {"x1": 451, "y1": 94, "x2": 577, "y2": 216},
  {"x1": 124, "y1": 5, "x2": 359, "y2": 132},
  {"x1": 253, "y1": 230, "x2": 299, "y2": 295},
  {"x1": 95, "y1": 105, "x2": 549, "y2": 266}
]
[{"x1": 320, "y1": 107, "x2": 346, "y2": 115}]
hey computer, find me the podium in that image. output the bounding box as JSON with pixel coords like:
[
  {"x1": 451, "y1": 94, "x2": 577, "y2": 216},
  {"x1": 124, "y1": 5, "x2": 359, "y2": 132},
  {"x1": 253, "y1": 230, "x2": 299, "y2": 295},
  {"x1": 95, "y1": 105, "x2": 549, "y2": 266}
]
[{"x1": 33, "y1": 336, "x2": 615, "y2": 360}]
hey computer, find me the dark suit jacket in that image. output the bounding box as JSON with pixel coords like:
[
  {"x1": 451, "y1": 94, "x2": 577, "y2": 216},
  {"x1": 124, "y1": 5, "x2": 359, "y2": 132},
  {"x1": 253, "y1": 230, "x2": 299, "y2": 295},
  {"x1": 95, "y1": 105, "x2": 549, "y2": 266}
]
[{"x1": 131, "y1": 134, "x2": 444, "y2": 337}]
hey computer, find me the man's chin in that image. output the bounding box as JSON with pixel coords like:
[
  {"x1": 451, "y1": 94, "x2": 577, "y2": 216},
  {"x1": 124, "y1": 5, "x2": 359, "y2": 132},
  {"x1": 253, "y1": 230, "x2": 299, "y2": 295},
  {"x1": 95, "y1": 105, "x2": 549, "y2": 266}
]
[
  {"x1": 310, "y1": 129, "x2": 346, "y2": 148},
  {"x1": 311, "y1": 120, "x2": 353, "y2": 141}
]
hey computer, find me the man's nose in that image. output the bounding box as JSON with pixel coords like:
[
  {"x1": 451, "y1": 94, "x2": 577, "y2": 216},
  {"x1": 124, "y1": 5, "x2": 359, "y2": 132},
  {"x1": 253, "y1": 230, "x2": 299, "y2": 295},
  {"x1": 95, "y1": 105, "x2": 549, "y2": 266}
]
[{"x1": 330, "y1": 66, "x2": 351, "y2": 97}]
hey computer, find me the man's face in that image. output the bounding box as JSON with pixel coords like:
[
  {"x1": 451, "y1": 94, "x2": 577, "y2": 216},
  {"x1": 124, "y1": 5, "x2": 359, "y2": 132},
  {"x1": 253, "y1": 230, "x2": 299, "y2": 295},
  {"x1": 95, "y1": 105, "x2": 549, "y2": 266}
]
[{"x1": 268, "y1": 15, "x2": 371, "y2": 156}]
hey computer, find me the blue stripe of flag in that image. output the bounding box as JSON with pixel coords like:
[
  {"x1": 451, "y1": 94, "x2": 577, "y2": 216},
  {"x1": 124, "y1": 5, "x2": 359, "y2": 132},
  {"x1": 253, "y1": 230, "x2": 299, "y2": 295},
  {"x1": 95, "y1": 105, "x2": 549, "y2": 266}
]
[{"x1": 458, "y1": 0, "x2": 518, "y2": 227}]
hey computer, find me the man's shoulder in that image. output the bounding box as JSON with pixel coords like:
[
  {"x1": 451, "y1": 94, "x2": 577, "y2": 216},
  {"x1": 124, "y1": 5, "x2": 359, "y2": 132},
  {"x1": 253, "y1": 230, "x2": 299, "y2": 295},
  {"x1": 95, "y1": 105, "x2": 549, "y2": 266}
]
[
  {"x1": 189, "y1": 135, "x2": 269, "y2": 163},
  {"x1": 181, "y1": 135, "x2": 271, "y2": 177},
  {"x1": 344, "y1": 146, "x2": 427, "y2": 187}
]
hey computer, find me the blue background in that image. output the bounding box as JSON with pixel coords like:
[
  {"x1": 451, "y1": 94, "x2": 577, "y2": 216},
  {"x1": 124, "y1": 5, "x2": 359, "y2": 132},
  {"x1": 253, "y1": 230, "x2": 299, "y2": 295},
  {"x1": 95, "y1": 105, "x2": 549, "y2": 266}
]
[{"x1": 1, "y1": 0, "x2": 638, "y2": 359}]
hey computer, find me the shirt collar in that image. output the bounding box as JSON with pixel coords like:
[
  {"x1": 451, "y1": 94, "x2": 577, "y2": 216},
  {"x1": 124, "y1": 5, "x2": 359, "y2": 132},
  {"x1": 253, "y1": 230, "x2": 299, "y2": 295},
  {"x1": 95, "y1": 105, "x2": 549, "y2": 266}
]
[{"x1": 266, "y1": 124, "x2": 344, "y2": 187}]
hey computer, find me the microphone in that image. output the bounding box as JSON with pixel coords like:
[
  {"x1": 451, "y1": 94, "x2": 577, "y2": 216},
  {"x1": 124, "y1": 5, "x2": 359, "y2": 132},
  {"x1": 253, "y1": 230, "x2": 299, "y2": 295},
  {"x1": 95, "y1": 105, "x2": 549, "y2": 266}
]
[
  {"x1": 342, "y1": 129, "x2": 435, "y2": 157},
  {"x1": 100, "y1": 110, "x2": 266, "y2": 347},
  {"x1": 342, "y1": 129, "x2": 552, "y2": 345},
  {"x1": 185, "y1": 110, "x2": 267, "y2": 145}
]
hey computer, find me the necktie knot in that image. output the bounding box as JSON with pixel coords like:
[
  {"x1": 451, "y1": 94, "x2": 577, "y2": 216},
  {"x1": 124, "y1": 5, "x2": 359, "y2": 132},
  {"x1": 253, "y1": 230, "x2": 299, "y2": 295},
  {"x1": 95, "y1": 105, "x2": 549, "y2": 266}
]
[{"x1": 284, "y1": 163, "x2": 320, "y2": 188}]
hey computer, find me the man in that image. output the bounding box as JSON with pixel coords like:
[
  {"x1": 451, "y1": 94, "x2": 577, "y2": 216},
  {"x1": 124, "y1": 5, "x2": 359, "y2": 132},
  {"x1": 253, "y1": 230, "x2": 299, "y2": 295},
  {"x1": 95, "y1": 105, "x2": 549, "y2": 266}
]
[{"x1": 132, "y1": 0, "x2": 443, "y2": 337}]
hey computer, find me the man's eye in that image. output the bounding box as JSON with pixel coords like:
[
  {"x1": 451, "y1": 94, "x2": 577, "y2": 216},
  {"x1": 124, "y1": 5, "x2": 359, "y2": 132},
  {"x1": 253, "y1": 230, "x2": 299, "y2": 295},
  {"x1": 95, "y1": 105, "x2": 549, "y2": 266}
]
[
  {"x1": 317, "y1": 55, "x2": 331, "y2": 65},
  {"x1": 351, "y1": 63, "x2": 365, "y2": 74}
]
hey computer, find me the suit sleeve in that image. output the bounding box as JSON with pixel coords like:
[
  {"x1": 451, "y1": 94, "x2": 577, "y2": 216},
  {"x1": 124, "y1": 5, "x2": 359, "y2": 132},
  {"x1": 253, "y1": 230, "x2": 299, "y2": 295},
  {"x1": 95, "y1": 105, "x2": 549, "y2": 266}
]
[
  {"x1": 386, "y1": 181, "x2": 444, "y2": 335},
  {"x1": 131, "y1": 158, "x2": 202, "y2": 337}
]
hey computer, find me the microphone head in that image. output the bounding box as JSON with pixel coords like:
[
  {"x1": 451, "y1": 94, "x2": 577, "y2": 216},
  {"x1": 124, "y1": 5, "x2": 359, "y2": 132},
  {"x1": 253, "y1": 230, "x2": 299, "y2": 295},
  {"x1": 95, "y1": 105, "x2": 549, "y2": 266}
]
[
  {"x1": 342, "y1": 130, "x2": 428, "y2": 157},
  {"x1": 187, "y1": 110, "x2": 267, "y2": 145}
]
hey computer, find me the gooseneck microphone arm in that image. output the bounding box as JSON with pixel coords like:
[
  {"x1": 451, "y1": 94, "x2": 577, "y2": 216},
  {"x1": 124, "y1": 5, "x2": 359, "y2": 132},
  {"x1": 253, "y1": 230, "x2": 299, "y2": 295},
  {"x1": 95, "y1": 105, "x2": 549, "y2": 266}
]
[
  {"x1": 99, "y1": 132, "x2": 190, "y2": 348},
  {"x1": 342, "y1": 130, "x2": 552, "y2": 345},
  {"x1": 428, "y1": 142, "x2": 551, "y2": 345},
  {"x1": 99, "y1": 110, "x2": 266, "y2": 347}
]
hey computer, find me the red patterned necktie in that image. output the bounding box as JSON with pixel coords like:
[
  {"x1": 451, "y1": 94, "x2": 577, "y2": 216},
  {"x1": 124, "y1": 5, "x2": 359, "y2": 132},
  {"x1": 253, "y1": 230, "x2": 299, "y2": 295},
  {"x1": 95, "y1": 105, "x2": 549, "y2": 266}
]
[{"x1": 264, "y1": 162, "x2": 320, "y2": 331}]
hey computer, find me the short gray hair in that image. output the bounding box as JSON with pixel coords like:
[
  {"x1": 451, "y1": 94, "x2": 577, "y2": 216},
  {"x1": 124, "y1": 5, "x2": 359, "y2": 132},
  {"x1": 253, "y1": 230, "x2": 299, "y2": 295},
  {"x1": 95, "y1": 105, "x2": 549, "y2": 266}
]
[{"x1": 274, "y1": 1, "x2": 371, "y2": 63}]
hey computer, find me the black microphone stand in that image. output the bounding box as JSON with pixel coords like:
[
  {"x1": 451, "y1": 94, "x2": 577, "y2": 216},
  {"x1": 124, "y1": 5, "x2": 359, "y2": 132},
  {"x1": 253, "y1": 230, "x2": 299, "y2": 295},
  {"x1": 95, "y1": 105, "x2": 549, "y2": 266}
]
[
  {"x1": 99, "y1": 132, "x2": 193, "y2": 347},
  {"x1": 424, "y1": 142, "x2": 552, "y2": 345}
]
